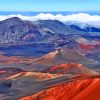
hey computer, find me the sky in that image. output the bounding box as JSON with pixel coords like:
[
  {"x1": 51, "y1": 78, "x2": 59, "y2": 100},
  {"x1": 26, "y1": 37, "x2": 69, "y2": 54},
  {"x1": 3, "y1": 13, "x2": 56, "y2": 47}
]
[{"x1": 0, "y1": 0, "x2": 99, "y2": 12}]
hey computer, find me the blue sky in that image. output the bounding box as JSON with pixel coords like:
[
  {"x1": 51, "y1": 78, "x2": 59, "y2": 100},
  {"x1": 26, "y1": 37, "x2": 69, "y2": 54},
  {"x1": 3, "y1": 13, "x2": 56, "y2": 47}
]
[{"x1": 0, "y1": 0, "x2": 99, "y2": 11}]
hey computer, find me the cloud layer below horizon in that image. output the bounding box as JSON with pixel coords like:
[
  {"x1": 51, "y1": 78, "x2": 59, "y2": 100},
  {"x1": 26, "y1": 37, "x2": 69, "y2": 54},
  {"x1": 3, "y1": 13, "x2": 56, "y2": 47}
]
[{"x1": 0, "y1": 13, "x2": 100, "y2": 27}]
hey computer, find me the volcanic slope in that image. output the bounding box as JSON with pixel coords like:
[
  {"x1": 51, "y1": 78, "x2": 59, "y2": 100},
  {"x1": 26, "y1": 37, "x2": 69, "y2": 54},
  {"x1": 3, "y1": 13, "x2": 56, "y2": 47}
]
[
  {"x1": 0, "y1": 64, "x2": 98, "y2": 100},
  {"x1": 34, "y1": 47, "x2": 96, "y2": 67},
  {"x1": 20, "y1": 75, "x2": 100, "y2": 100}
]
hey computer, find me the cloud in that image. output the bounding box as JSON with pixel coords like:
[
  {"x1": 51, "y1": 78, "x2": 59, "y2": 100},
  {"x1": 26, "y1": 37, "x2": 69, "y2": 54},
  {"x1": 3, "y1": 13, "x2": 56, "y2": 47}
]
[{"x1": 0, "y1": 13, "x2": 100, "y2": 27}]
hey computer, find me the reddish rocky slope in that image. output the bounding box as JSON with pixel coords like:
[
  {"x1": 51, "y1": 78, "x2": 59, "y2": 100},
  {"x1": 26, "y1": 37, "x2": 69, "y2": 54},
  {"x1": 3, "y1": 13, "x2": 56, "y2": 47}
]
[{"x1": 20, "y1": 75, "x2": 100, "y2": 100}]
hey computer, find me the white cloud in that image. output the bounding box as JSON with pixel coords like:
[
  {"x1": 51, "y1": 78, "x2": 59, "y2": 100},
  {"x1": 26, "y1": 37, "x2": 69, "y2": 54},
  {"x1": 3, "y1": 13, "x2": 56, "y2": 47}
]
[{"x1": 0, "y1": 13, "x2": 100, "y2": 27}]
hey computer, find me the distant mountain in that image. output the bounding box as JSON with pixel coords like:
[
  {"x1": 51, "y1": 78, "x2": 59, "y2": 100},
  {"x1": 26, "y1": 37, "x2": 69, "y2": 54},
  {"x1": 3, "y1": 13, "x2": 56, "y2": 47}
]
[
  {"x1": 84, "y1": 26, "x2": 100, "y2": 32},
  {"x1": 0, "y1": 17, "x2": 42, "y2": 43},
  {"x1": 66, "y1": 22, "x2": 100, "y2": 33},
  {"x1": 0, "y1": 17, "x2": 100, "y2": 48},
  {"x1": 36, "y1": 20, "x2": 85, "y2": 35},
  {"x1": 0, "y1": 17, "x2": 86, "y2": 44}
]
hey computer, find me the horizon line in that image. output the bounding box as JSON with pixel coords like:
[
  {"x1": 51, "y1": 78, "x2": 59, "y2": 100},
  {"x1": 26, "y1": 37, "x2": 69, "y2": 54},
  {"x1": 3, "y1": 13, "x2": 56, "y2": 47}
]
[{"x1": 0, "y1": 11, "x2": 100, "y2": 12}]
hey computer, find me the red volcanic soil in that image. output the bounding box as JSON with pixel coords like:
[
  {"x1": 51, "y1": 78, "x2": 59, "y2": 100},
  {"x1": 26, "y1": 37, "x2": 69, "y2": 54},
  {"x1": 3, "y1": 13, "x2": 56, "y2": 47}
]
[
  {"x1": 79, "y1": 44, "x2": 100, "y2": 51},
  {"x1": 49, "y1": 63, "x2": 97, "y2": 75},
  {"x1": 20, "y1": 76, "x2": 100, "y2": 100}
]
